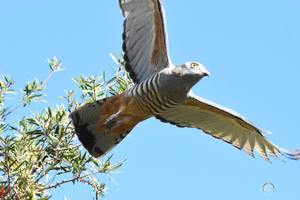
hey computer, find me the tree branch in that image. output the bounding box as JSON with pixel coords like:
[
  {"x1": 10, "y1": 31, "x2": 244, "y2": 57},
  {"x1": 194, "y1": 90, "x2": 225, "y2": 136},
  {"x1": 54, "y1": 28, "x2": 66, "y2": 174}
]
[
  {"x1": 2, "y1": 62, "x2": 60, "y2": 118},
  {"x1": 40, "y1": 159, "x2": 126, "y2": 190}
]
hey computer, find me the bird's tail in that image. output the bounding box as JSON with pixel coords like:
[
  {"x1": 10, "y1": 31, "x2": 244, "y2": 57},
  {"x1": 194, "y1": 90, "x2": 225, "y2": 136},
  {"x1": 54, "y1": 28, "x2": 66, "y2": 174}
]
[{"x1": 69, "y1": 98, "x2": 130, "y2": 158}]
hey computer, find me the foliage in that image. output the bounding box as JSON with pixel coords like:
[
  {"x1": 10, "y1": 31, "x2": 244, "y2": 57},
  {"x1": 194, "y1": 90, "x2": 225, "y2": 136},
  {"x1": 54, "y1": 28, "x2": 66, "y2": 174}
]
[{"x1": 0, "y1": 53, "x2": 133, "y2": 200}]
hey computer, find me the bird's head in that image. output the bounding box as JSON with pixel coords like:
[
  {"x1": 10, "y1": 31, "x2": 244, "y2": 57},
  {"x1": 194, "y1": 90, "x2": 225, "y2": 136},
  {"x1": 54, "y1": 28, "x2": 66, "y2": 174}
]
[
  {"x1": 173, "y1": 62, "x2": 210, "y2": 78},
  {"x1": 158, "y1": 62, "x2": 210, "y2": 102},
  {"x1": 166, "y1": 61, "x2": 210, "y2": 95}
]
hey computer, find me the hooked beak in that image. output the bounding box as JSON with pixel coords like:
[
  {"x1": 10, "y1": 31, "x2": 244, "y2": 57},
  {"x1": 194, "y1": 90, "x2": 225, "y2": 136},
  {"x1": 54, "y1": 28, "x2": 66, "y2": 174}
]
[{"x1": 203, "y1": 69, "x2": 210, "y2": 77}]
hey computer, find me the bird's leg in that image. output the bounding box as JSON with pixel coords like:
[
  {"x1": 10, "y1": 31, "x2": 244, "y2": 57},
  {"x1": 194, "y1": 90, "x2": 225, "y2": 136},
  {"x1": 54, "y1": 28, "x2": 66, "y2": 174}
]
[{"x1": 102, "y1": 110, "x2": 125, "y2": 133}]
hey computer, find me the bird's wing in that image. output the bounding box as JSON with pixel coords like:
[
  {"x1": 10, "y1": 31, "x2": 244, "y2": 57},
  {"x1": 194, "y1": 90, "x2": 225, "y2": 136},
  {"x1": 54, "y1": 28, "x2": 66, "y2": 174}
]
[
  {"x1": 119, "y1": 0, "x2": 171, "y2": 83},
  {"x1": 155, "y1": 95, "x2": 300, "y2": 162}
]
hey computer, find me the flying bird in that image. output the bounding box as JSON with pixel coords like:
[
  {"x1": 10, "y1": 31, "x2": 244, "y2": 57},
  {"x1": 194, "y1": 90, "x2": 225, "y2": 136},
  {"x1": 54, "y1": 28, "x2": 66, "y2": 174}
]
[{"x1": 69, "y1": 0, "x2": 300, "y2": 163}]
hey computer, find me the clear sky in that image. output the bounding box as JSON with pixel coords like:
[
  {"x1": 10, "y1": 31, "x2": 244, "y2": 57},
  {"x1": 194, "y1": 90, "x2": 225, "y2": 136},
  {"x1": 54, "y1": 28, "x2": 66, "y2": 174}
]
[{"x1": 1, "y1": 0, "x2": 300, "y2": 199}]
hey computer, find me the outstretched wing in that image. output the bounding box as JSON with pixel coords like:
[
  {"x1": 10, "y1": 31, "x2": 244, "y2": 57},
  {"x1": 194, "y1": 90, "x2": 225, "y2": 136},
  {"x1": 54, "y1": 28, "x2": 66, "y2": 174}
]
[
  {"x1": 156, "y1": 95, "x2": 300, "y2": 162},
  {"x1": 119, "y1": 0, "x2": 171, "y2": 83}
]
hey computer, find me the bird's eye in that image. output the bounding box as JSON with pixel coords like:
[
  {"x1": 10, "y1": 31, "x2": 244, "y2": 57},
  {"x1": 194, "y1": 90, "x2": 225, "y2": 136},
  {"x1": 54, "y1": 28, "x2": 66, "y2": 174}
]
[{"x1": 190, "y1": 63, "x2": 198, "y2": 68}]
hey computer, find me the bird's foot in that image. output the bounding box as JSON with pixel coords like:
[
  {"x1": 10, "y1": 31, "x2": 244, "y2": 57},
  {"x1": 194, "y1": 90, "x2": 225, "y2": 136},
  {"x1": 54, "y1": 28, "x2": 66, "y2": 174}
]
[{"x1": 102, "y1": 111, "x2": 125, "y2": 133}]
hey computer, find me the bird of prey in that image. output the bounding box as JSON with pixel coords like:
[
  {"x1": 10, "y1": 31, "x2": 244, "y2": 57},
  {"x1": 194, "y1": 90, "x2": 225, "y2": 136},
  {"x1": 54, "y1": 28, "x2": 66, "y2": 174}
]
[{"x1": 69, "y1": 0, "x2": 300, "y2": 163}]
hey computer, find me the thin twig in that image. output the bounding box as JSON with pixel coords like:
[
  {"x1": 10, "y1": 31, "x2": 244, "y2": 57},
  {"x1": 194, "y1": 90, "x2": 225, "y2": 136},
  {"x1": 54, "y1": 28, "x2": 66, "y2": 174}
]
[
  {"x1": 28, "y1": 135, "x2": 42, "y2": 140},
  {"x1": 79, "y1": 176, "x2": 104, "y2": 193},
  {"x1": 56, "y1": 121, "x2": 72, "y2": 150},
  {"x1": 34, "y1": 160, "x2": 60, "y2": 185},
  {"x1": 41, "y1": 159, "x2": 126, "y2": 190},
  {"x1": 0, "y1": 81, "x2": 14, "y2": 100},
  {"x1": 52, "y1": 165, "x2": 73, "y2": 171},
  {"x1": 53, "y1": 144, "x2": 81, "y2": 151},
  {"x1": 2, "y1": 62, "x2": 60, "y2": 118},
  {"x1": 13, "y1": 188, "x2": 21, "y2": 200}
]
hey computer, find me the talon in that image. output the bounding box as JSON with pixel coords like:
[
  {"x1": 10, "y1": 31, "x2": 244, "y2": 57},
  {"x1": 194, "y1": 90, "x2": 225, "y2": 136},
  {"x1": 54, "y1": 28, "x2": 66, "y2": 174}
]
[
  {"x1": 102, "y1": 111, "x2": 125, "y2": 133},
  {"x1": 102, "y1": 118, "x2": 126, "y2": 134}
]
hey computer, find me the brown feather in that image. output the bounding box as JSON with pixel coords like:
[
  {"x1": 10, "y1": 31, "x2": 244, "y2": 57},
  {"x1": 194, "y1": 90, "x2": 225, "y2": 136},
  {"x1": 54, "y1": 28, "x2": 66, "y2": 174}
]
[
  {"x1": 149, "y1": 0, "x2": 167, "y2": 67},
  {"x1": 95, "y1": 93, "x2": 152, "y2": 136}
]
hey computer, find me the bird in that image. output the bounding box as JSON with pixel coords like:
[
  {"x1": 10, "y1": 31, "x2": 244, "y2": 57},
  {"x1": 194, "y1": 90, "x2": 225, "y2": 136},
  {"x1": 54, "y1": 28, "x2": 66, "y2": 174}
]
[{"x1": 69, "y1": 0, "x2": 300, "y2": 163}]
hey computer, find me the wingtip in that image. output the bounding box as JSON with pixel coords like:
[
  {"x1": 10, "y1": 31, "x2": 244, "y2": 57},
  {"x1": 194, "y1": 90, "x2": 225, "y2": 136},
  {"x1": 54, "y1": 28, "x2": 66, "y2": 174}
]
[{"x1": 280, "y1": 148, "x2": 300, "y2": 160}]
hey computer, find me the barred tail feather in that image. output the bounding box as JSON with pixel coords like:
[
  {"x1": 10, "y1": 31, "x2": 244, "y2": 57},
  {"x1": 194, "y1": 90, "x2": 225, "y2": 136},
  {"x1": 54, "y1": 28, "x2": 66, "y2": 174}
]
[{"x1": 69, "y1": 98, "x2": 129, "y2": 158}]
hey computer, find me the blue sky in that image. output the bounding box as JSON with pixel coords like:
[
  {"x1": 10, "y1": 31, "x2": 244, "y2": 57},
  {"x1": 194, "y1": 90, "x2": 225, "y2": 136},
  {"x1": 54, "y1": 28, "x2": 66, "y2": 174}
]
[{"x1": 1, "y1": 0, "x2": 300, "y2": 199}]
